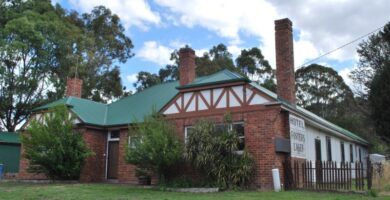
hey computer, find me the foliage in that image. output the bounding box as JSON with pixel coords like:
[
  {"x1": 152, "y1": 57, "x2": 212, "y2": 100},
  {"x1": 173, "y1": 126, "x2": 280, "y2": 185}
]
[
  {"x1": 295, "y1": 64, "x2": 347, "y2": 121},
  {"x1": 0, "y1": 0, "x2": 133, "y2": 131},
  {"x1": 125, "y1": 111, "x2": 182, "y2": 181},
  {"x1": 236, "y1": 47, "x2": 276, "y2": 91},
  {"x1": 21, "y1": 105, "x2": 91, "y2": 180},
  {"x1": 184, "y1": 115, "x2": 254, "y2": 189},
  {"x1": 369, "y1": 65, "x2": 390, "y2": 142},
  {"x1": 351, "y1": 22, "x2": 390, "y2": 99},
  {"x1": 351, "y1": 22, "x2": 390, "y2": 150},
  {"x1": 133, "y1": 44, "x2": 275, "y2": 92},
  {"x1": 195, "y1": 43, "x2": 237, "y2": 76},
  {"x1": 295, "y1": 64, "x2": 354, "y2": 121}
]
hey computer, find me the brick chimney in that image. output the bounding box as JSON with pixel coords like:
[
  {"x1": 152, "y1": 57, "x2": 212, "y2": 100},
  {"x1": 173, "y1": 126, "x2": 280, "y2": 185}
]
[
  {"x1": 179, "y1": 47, "x2": 196, "y2": 86},
  {"x1": 275, "y1": 18, "x2": 296, "y2": 104},
  {"x1": 65, "y1": 78, "x2": 83, "y2": 98}
]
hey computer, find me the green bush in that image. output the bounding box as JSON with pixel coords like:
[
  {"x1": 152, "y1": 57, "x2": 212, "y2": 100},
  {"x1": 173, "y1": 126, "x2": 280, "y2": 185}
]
[
  {"x1": 185, "y1": 114, "x2": 254, "y2": 189},
  {"x1": 125, "y1": 112, "x2": 182, "y2": 182},
  {"x1": 22, "y1": 105, "x2": 91, "y2": 180}
]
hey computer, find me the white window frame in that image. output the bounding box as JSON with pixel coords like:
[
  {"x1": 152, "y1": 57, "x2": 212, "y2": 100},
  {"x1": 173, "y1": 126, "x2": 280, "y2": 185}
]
[{"x1": 128, "y1": 135, "x2": 141, "y2": 149}]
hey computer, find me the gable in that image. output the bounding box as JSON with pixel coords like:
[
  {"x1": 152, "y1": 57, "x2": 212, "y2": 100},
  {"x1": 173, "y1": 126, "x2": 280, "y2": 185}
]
[{"x1": 162, "y1": 83, "x2": 273, "y2": 115}]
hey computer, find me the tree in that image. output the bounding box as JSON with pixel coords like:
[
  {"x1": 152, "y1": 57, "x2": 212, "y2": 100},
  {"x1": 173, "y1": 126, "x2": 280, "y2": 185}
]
[
  {"x1": 295, "y1": 64, "x2": 354, "y2": 121},
  {"x1": 0, "y1": 0, "x2": 133, "y2": 131},
  {"x1": 133, "y1": 71, "x2": 161, "y2": 92},
  {"x1": 196, "y1": 43, "x2": 237, "y2": 76},
  {"x1": 21, "y1": 105, "x2": 91, "y2": 180},
  {"x1": 351, "y1": 22, "x2": 390, "y2": 99},
  {"x1": 350, "y1": 22, "x2": 390, "y2": 152},
  {"x1": 236, "y1": 47, "x2": 275, "y2": 91},
  {"x1": 133, "y1": 44, "x2": 275, "y2": 92},
  {"x1": 50, "y1": 5, "x2": 133, "y2": 102},
  {"x1": 185, "y1": 114, "x2": 254, "y2": 188},
  {"x1": 369, "y1": 66, "x2": 390, "y2": 143},
  {"x1": 0, "y1": 0, "x2": 71, "y2": 131},
  {"x1": 125, "y1": 112, "x2": 182, "y2": 182}
]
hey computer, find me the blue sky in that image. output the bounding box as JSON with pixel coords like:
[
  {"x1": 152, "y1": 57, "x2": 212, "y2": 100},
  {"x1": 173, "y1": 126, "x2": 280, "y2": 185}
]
[{"x1": 55, "y1": 0, "x2": 389, "y2": 92}]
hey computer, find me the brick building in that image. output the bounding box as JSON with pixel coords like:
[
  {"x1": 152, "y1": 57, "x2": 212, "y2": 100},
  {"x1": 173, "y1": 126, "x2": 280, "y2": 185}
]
[{"x1": 19, "y1": 18, "x2": 368, "y2": 189}]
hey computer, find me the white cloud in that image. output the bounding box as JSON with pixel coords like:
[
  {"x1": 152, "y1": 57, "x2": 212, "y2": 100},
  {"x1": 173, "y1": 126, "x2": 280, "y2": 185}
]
[
  {"x1": 154, "y1": 0, "x2": 388, "y2": 69},
  {"x1": 339, "y1": 67, "x2": 354, "y2": 88},
  {"x1": 154, "y1": 0, "x2": 280, "y2": 66},
  {"x1": 137, "y1": 41, "x2": 174, "y2": 66},
  {"x1": 294, "y1": 39, "x2": 319, "y2": 68},
  {"x1": 270, "y1": 0, "x2": 389, "y2": 62},
  {"x1": 68, "y1": 0, "x2": 161, "y2": 30},
  {"x1": 126, "y1": 73, "x2": 138, "y2": 84}
]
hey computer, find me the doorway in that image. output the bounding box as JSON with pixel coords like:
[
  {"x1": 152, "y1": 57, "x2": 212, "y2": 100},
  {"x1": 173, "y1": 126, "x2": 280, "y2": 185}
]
[
  {"x1": 314, "y1": 138, "x2": 323, "y2": 182},
  {"x1": 315, "y1": 139, "x2": 322, "y2": 161},
  {"x1": 106, "y1": 131, "x2": 120, "y2": 180}
]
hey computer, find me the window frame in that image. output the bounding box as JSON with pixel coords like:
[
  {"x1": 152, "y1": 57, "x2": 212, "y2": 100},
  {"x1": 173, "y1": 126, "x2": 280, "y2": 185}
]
[{"x1": 108, "y1": 130, "x2": 120, "y2": 141}]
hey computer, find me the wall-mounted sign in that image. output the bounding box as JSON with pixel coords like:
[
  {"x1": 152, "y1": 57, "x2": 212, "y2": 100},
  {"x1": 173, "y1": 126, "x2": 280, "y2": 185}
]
[{"x1": 289, "y1": 114, "x2": 306, "y2": 158}]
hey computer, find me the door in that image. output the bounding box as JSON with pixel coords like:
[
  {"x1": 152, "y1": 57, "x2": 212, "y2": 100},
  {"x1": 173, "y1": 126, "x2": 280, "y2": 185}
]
[
  {"x1": 315, "y1": 139, "x2": 322, "y2": 161},
  {"x1": 314, "y1": 139, "x2": 323, "y2": 182},
  {"x1": 107, "y1": 141, "x2": 119, "y2": 179}
]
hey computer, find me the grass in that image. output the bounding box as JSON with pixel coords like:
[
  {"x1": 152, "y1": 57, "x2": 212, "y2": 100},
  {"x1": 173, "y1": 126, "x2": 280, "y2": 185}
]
[{"x1": 0, "y1": 182, "x2": 388, "y2": 200}]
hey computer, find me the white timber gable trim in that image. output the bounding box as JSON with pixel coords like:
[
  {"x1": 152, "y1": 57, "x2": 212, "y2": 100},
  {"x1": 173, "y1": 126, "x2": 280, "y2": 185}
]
[{"x1": 162, "y1": 84, "x2": 271, "y2": 115}]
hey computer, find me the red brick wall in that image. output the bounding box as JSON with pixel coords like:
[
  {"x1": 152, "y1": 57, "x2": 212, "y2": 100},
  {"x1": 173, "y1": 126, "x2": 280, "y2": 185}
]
[
  {"x1": 117, "y1": 129, "x2": 138, "y2": 184},
  {"x1": 167, "y1": 105, "x2": 290, "y2": 190},
  {"x1": 79, "y1": 128, "x2": 107, "y2": 182},
  {"x1": 18, "y1": 128, "x2": 106, "y2": 181},
  {"x1": 18, "y1": 142, "x2": 47, "y2": 180}
]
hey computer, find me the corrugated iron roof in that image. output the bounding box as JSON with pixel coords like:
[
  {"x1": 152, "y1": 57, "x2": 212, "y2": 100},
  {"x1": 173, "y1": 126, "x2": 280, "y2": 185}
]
[
  {"x1": 31, "y1": 69, "x2": 368, "y2": 145},
  {"x1": 0, "y1": 132, "x2": 20, "y2": 144}
]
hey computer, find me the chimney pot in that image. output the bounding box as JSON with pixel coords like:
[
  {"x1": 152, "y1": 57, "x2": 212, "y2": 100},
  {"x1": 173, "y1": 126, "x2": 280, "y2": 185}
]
[
  {"x1": 65, "y1": 78, "x2": 83, "y2": 98},
  {"x1": 275, "y1": 18, "x2": 296, "y2": 104},
  {"x1": 179, "y1": 47, "x2": 196, "y2": 86}
]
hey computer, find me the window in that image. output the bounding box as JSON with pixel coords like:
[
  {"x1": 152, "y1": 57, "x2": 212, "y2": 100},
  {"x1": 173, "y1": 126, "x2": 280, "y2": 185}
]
[
  {"x1": 108, "y1": 130, "x2": 120, "y2": 140},
  {"x1": 184, "y1": 122, "x2": 245, "y2": 151},
  {"x1": 326, "y1": 136, "x2": 332, "y2": 161},
  {"x1": 232, "y1": 123, "x2": 245, "y2": 151},
  {"x1": 350, "y1": 144, "x2": 354, "y2": 163},
  {"x1": 359, "y1": 148, "x2": 362, "y2": 162},
  {"x1": 128, "y1": 136, "x2": 140, "y2": 149},
  {"x1": 340, "y1": 142, "x2": 345, "y2": 162}
]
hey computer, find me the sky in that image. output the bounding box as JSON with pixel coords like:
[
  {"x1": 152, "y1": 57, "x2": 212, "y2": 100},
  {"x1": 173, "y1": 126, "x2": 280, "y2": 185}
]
[{"x1": 54, "y1": 0, "x2": 389, "y2": 91}]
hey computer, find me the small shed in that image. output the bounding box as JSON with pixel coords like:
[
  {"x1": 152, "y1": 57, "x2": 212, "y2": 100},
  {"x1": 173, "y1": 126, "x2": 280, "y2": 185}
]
[{"x1": 0, "y1": 132, "x2": 21, "y2": 173}]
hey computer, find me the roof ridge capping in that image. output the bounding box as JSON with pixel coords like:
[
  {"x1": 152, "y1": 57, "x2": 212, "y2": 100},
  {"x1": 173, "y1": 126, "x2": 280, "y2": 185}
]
[{"x1": 176, "y1": 69, "x2": 250, "y2": 90}]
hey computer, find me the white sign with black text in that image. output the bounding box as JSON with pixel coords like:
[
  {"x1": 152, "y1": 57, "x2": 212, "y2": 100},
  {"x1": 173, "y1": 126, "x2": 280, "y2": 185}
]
[{"x1": 289, "y1": 114, "x2": 306, "y2": 158}]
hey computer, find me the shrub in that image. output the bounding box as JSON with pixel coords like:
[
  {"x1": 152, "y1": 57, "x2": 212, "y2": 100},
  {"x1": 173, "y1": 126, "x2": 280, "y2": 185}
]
[
  {"x1": 22, "y1": 105, "x2": 91, "y2": 180},
  {"x1": 125, "y1": 112, "x2": 182, "y2": 182},
  {"x1": 185, "y1": 114, "x2": 254, "y2": 189}
]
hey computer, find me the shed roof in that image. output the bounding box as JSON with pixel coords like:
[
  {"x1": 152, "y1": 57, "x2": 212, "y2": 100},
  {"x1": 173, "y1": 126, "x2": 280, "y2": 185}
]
[{"x1": 0, "y1": 132, "x2": 20, "y2": 144}]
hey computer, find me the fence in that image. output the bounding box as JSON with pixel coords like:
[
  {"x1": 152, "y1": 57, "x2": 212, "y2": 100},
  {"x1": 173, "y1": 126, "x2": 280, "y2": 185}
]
[{"x1": 284, "y1": 159, "x2": 372, "y2": 191}]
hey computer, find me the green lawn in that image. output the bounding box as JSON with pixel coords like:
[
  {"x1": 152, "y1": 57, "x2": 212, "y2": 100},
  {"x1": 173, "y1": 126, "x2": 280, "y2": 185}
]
[{"x1": 0, "y1": 182, "x2": 386, "y2": 200}]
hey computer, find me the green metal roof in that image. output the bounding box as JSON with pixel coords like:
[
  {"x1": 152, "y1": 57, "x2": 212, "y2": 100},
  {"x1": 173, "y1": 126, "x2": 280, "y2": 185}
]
[
  {"x1": 31, "y1": 69, "x2": 368, "y2": 145},
  {"x1": 106, "y1": 81, "x2": 180, "y2": 126},
  {"x1": 0, "y1": 132, "x2": 20, "y2": 144},
  {"x1": 33, "y1": 97, "x2": 108, "y2": 126},
  {"x1": 177, "y1": 69, "x2": 249, "y2": 89}
]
